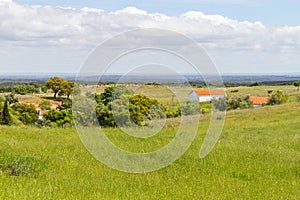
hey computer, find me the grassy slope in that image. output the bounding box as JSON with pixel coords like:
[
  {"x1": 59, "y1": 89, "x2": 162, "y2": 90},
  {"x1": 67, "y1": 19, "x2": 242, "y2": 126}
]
[{"x1": 0, "y1": 104, "x2": 299, "y2": 199}]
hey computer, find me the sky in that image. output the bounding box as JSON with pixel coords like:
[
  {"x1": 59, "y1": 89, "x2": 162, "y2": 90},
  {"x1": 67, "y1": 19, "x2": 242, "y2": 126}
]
[{"x1": 0, "y1": 0, "x2": 300, "y2": 74}]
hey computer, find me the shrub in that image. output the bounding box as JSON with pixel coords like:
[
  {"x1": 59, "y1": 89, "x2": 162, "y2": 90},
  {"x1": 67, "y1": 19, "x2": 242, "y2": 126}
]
[
  {"x1": 129, "y1": 94, "x2": 166, "y2": 120},
  {"x1": 5, "y1": 93, "x2": 18, "y2": 104},
  {"x1": 11, "y1": 103, "x2": 38, "y2": 125},
  {"x1": 43, "y1": 109, "x2": 73, "y2": 127},
  {"x1": 95, "y1": 103, "x2": 115, "y2": 127},
  {"x1": 13, "y1": 84, "x2": 39, "y2": 95},
  {"x1": 227, "y1": 96, "x2": 253, "y2": 110},
  {"x1": 249, "y1": 82, "x2": 259, "y2": 87},
  {"x1": 39, "y1": 100, "x2": 51, "y2": 110},
  {"x1": 212, "y1": 98, "x2": 226, "y2": 111},
  {"x1": 267, "y1": 91, "x2": 288, "y2": 105},
  {"x1": 166, "y1": 107, "x2": 181, "y2": 118},
  {"x1": 99, "y1": 86, "x2": 133, "y2": 106},
  {"x1": 199, "y1": 102, "x2": 212, "y2": 114},
  {"x1": 95, "y1": 93, "x2": 166, "y2": 127},
  {"x1": 40, "y1": 85, "x2": 48, "y2": 93},
  {"x1": 180, "y1": 101, "x2": 199, "y2": 116},
  {"x1": 57, "y1": 99, "x2": 72, "y2": 111},
  {"x1": 35, "y1": 119, "x2": 52, "y2": 128}
]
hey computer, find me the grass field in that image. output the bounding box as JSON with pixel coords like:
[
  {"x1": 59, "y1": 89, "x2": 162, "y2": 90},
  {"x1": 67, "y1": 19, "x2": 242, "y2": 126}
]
[{"x1": 0, "y1": 101, "x2": 299, "y2": 199}]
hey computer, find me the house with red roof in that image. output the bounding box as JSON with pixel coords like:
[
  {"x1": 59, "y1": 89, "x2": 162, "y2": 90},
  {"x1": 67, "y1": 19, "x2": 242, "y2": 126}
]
[
  {"x1": 249, "y1": 96, "x2": 270, "y2": 107},
  {"x1": 189, "y1": 89, "x2": 226, "y2": 102}
]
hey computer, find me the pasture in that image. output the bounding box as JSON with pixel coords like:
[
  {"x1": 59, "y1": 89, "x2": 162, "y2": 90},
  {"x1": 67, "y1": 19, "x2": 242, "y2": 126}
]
[{"x1": 0, "y1": 100, "x2": 299, "y2": 199}]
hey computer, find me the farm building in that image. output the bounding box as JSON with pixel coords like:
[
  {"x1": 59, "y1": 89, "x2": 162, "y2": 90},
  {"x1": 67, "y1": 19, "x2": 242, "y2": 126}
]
[
  {"x1": 189, "y1": 89, "x2": 226, "y2": 102},
  {"x1": 249, "y1": 96, "x2": 269, "y2": 107}
]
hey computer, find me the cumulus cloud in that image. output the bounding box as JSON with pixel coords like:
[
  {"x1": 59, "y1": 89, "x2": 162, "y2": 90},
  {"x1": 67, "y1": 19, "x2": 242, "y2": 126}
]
[
  {"x1": 0, "y1": 0, "x2": 299, "y2": 52},
  {"x1": 0, "y1": 1, "x2": 299, "y2": 73}
]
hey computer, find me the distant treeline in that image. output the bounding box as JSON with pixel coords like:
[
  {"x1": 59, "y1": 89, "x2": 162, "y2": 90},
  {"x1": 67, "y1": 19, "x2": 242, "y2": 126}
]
[{"x1": 0, "y1": 83, "x2": 43, "y2": 94}]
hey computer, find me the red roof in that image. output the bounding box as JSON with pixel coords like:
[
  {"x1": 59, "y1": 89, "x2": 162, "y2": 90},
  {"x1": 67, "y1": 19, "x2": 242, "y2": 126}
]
[
  {"x1": 250, "y1": 96, "x2": 269, "y2": 105},
  {"x1": 194, "y1": 89, "x2": 225, "y2": 96}
]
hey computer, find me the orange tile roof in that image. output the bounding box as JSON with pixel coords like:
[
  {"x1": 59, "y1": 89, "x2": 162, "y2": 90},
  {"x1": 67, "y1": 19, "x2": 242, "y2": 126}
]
[
  {"x1": 250, "y1": 96, "x2": 269, "y2": 105},
  {"x1": 194, "y1": 89, "x2": 225, "y2": 96}
]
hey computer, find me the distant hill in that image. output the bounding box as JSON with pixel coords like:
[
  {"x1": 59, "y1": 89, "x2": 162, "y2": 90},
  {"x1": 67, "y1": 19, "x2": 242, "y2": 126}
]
[{"x1": 0, "y1": 73, "x2": 300, "y2": 85}]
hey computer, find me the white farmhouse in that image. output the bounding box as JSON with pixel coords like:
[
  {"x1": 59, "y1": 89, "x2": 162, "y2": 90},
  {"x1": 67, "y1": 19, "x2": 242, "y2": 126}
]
[{"x1": 188, "y1": 89, "x2": 225, "y2": 102}]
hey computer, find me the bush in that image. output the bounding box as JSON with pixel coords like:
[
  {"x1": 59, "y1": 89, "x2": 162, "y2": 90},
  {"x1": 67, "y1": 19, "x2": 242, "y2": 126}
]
[
  {"x1": 99, "y1": 86, "x2": 133, "y2": 105},
  {"x1": 43, "y1": 109, "x2": 73, "y2": 127},
  {"x1": 212, "y1": 98, "x2": 226, "y2": 111},
  {"x1": 35, "y1": 119, "x2": 52, "y2": 128},
  {"x1": 57, "y1": 99, "x2": 72, "y2": 111},
  {"x1": 95, "y1": 93, "x2": 167, "y2": 127},
  {"x1": 166, "y1": 107, "x2": 181, "y2": 118},
  {"x1": 11, "y1": 103, "x2": 38, "y2": 125},
  {"x1": 249, "y1": 82, "x2": 259, "y2": 87},
  {"x1": 267, "y1": 91, "x2": 288, "y2": 105},
  {"x1": 129, "y1": 94, "x2": 166, "y2": 120},
  {"x1": 199, "y1": 102, "x2": 212, "y2": 114},
  {"x1": 180, "y1": 101, "x2": 199, "y2": 116},
  {"x1": 39, "y1": 100, "x2": 51, "y2": 110},
  {"x1": 95, "y1": 103, "x2": 116, "y2": 127},
  {"x1": 227, "y1": 96, "x2": 253, "y2": 110},
  {"x1": 5, "y1": 93, "x2": 18, "y2": 104},
  {"x1": 13, "y1": 84, "x2": 39, "y2": 95},
  {"x1": 40, "y1": 85, "x2": 48, "y2": 93}
]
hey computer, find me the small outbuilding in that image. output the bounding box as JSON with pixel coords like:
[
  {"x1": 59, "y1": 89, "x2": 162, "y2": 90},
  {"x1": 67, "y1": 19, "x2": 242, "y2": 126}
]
[
  {"x1": 188, "y1": 89, "x2": 226, "y2": 102},
  {"x1": 249, "y1": 96, "x2": 269, "y2": 107}
]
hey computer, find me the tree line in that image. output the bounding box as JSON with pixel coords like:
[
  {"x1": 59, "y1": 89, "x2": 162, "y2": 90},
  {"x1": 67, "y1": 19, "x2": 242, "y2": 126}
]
[{"x1": 0, "y1": 77, "x2": 299, "y2": 127}]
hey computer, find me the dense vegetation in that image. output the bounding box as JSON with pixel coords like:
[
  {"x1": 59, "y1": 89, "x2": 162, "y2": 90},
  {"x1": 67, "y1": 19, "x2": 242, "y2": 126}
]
[{"x1": 0, "y1": 77, "x2": 299, "y2": 128}]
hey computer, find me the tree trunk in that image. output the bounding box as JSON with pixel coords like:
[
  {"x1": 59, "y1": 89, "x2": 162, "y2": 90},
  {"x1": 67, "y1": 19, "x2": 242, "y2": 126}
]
[{"x1": 54, "y1": 92, "x2": 57, "y2": 99}]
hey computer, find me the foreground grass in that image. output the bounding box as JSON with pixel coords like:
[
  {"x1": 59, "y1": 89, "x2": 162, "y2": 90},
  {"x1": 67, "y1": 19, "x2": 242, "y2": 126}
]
[{"x1": 0, "y1": 103, "x2": 299, "y2": 199}]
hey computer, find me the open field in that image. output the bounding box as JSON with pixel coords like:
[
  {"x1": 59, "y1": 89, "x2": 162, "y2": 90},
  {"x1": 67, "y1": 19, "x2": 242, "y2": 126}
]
[
  {"x1": 0, "y1": 101, "x2": 299, "y2": 199},
  {"x1": 12, "y1": 85, "x2": 298, "y2": 110}
]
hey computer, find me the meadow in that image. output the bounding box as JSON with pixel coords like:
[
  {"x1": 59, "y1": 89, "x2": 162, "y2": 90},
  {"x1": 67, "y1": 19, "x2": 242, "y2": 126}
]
[{"x1": 0, "y1": 99, "x2": 299, "y2": 199}]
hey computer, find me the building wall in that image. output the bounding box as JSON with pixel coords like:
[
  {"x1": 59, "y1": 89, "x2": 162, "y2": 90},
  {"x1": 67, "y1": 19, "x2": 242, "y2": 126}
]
[
  {"x1": 199, "y1": 95, "x2": 224, "y2": 102},
  {"x1": 189, "y1": 92, "x2": 225, "y2": 102},
  {"x1": 188, "y1": 92, "x2": 199, "y2": 102}
]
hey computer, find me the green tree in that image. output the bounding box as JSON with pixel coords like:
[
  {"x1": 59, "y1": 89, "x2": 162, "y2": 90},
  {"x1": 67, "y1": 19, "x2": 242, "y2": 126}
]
[
  {"x1": 13, "y1": 84, "x2": 39, "y2": 95},
  {"x1": 12, "y1": 103, "x2": 38, "y2": 125},
  {"x1": 45, "y1": 77, "x2": 68, "y2": 99},
  {"x1": 5, "y1": 93, "x2": 18, "y2": 104},
  {"x1": 294, "y1": 81, "x2": 300, "y2": 91},
  {"x1": 249, "y1": 82, "x2": 259, "y2": 87},
  {"x1": 99, "y1": 86, "x2": 133, "y2": 106},
  {"x1": 59, "y1": 82, "x2": 75, "y2": 99},
  {"x1": 57, "y1": 99, "x2": 72, "y2": 111},
  {"x1": 40, "y1": 85, "x2": 48, "y2": 93},
  {"x1": 1, "y1": 100, "x2": 12, "y2": 125},
  {"x1": 129, "y1": 94, "x2": 165, "y2": 119}
]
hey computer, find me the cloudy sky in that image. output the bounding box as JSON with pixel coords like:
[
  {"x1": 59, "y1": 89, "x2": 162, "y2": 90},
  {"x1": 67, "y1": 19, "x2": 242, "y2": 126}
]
[{"x1": 0, "y1": 0, "x2": 300, "y2": 74}]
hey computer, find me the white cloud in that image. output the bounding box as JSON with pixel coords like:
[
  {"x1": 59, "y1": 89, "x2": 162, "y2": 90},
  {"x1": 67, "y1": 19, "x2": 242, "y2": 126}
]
[{"x1": 0, "y1": 1, "x2": 299, "y2": 73}]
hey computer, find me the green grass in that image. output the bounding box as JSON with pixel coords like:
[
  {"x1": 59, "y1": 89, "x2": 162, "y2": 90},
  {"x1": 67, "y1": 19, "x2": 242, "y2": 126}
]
[
  {"x1": 226, "y1": 85, "x2": 300, "y2": 97},
  {"x1": 0, "y1": 103, "x2": 299, "y2": 199}
]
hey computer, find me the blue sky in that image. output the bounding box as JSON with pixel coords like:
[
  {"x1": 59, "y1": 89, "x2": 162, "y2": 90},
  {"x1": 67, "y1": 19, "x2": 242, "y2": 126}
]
[{"x1": 1, "y1": 0, "x2": 300, "y2": 74}]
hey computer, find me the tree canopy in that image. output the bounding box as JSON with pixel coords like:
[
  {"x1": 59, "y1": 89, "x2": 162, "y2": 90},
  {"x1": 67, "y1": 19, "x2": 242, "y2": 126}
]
[
  {"x1": 294, "y1": 81, "x2": 300, "y2": 91},
  {"x1": 45, "y1": 77, "x2": 68, "y2": 99}
]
